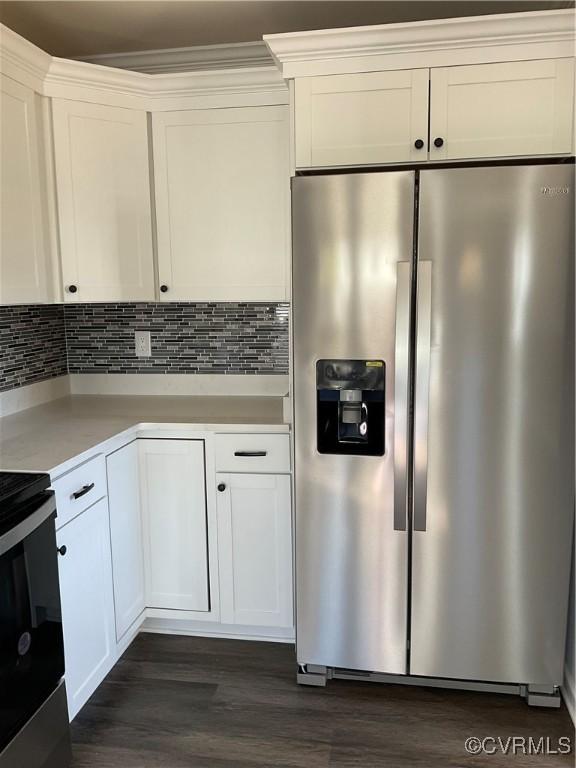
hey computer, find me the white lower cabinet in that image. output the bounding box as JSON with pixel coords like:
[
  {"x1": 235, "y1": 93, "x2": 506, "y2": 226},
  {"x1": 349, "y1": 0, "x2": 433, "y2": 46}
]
[
  {"x1": 139, "y1": 439, "x2": 210, "y2": 611},
  {"x1": 216, "y1": 473, "x2": 293, "y2": 628},
  {"x1": 56, "y1": 497, "x2": 116, "y2": 720},
  {"x1": 55, "y1": 432, "x2": 291, "y2": 720},
  {"x1": 107, "y1": 441, "x2": 145, "y2": 641}
]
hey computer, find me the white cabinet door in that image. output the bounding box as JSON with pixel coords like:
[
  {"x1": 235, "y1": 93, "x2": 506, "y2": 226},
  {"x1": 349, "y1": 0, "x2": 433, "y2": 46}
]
[
  {"x1": 217, "y1": 473, "x2": 293, "y2": 628},
  {"x1": 56, "y1": 498, "x2": 116, "y2": 720},
  {"x1": 52, "y1": 99, "x2": 155, "y2": 302},
  {"x1": 152, "y1": 106, "x2": 289, "y2": 301},
  {"x1": 0, "y1": 76, "x2": 52, "y2": 304},
  {"x1": 106, "y1": 441, "x2": 145, "y2": 641},
  {"x1": 430, "y1": 58, "x2": 575, "y2": 161},
  {"x1": 139, "y1": 439, "x2": 209, "y2": 611},
  {"x1": 294, "y1": 69, "x2": 429, "y2": 168}
]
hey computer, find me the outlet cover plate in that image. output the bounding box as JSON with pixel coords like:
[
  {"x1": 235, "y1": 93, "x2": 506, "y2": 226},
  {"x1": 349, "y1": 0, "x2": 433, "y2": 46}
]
[{"x1": 135, "y1": 330, "x2": 151, "y2": 358}]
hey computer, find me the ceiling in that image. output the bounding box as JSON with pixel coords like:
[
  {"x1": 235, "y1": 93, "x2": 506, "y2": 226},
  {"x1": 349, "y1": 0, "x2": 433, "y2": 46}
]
[{"x1": 0, "y1": 1, "x2": 573, "y2": 59}]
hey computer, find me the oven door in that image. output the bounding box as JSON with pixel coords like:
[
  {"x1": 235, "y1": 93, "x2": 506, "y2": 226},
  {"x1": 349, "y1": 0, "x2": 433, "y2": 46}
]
[{"x1": 0, "y1": 492, "x2": 65, "y2": 750}]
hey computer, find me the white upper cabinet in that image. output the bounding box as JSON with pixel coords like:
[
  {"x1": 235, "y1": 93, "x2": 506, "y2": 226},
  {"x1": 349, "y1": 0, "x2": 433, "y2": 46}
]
[
  {"x1": 292, "y1": 59, "x2": 575, "y2": 169},
  {"x1": 0, "y1": 76, "x2": 53, "y2": 304},
  {"x1": 139, "y1": 439, "x2": 210, "y2": 612},
  {"x1": 52, "y1": 99, "x2": 155, "y2": 302},
  {"x1": 429, "y1": 58, "x2": 575, "y2": 161},
  {"x1": 294, "y1": 69, "x2": 430, "y2": 168},
  {"x1": 152, "y1": 106, "x2": 290, "y2": 301},
  {"x1": 217, "y1": 472, "x2": 293, "y2": 628}
]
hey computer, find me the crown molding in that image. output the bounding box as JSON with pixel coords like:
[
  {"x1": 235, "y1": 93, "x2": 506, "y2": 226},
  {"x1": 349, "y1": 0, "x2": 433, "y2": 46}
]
[
  {"x1": 2, "y1": 11, "x2": 573, "y2": 107},
  {"x1": 264, "y1": 9, "x2": 576, "y2": 78},
  {"x1": 44, "y1": 59, "x2": 287, "y2": 110},
  {"x1": 0, "y1": 24, "x2": 51, "y2": 91},
  {"x1": 0, "y1": 24, "x2": 287, "y2": 110},
  {"x1": 75, "y1": 41, "x2": 273, "y2": 74},
  {"x1": 44, "y1": 57, "x2": 147, "y2": 108}
]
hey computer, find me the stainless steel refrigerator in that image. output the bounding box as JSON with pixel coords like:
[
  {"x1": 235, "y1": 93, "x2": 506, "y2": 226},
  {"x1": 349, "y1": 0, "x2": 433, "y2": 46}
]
[{"x1": 292, "y1": 163, "x2": 574, "y2": 704}]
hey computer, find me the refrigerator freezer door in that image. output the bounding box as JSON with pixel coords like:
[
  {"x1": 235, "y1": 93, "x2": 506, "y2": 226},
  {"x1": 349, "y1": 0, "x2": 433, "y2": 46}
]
[
  {"x1": 292, "y1": 172, "x2": 414, "y2": 674},
  {"x1": 411, "y1": 164, "x2": 575, "y2": 685}
]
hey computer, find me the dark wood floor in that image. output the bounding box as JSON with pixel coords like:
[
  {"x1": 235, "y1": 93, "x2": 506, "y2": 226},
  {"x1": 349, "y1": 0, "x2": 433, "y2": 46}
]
[{"x1": 71, "y1": 633, "x2": 575, "y2": 767}]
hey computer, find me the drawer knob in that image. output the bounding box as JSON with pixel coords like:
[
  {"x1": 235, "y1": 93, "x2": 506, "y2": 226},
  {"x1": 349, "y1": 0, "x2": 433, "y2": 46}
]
[
  {"x1": 57, "y1": 545, "x2": 67, "y2": 556},
  {"x1": 233, "y1": 451, "x2": 267, "y2": 457},
  {"x1": 72, "y1": 482, "x2": 95, "y2": 500},
  {"x1": 160, "y1": 284, "x2": 169, "y2": 293},
  {"x1": 414, "y1": 139, "x2": 424, "y2": 150},
  {"x1": 217, "y1": 483, "x2": 226, "y2": 492},
  {"x1": 433, "y1": 137, "x2": 444, "y2": 148},
  {"x1": 68, "y1": 285, "x2": 78, "y2": 294}
]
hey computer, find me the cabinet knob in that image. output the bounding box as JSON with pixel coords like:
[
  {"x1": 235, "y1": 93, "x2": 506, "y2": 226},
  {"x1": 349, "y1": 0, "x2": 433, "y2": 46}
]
[
  {"x1": 414, "y1": 139, "x2": 425, "y2": 150},
  {"x1": 217, "y1": 483, "x2": 226, "y2": 492},
  {"x1": 160, "y1": 284, "x2": 169, "y2": 293},
  {"x1": 68, "y1": 285, "x2": 78, "y2": 294},
  {"x1": 57, "y1": 545, "x2": 67, "y2": 556},
  {"x1": 433, "y1": 137, "x2": 444, "y2": 148}
]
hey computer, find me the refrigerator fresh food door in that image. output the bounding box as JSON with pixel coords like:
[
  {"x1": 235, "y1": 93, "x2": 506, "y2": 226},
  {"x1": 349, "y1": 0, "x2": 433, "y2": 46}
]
[
  {"x1": 411, "y1": 164, "x2": 574, "y2": 685},
  {"x1": 292, "y1": 172, "x2": 415, "y2": 674}
]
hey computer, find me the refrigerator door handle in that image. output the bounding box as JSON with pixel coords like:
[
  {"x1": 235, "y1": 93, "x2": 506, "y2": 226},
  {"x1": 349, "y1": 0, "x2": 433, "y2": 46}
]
[
  {"x1": 414, "y1": 260, "x2": 432, "y2": 532},
  {"x1": 393, "y1": 261, "x2": 411, "y2": 531}
]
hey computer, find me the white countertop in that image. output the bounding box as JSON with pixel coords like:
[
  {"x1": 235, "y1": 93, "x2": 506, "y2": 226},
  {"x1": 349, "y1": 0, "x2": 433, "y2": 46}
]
[{"x1": 0, "y1": 395, "x2": 287, "y2": 474}]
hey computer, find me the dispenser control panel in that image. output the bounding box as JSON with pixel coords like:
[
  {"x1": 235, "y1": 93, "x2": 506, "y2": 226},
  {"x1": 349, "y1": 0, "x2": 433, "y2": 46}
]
[{"x1": 316, "y1": 359, "x2": 385, "y2": 456}]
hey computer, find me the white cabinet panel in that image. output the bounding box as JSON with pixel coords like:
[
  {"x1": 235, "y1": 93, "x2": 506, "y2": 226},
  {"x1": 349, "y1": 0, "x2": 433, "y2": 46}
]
[
  {"x1": 107, "y1": 441, "x2": 145, "y2": 641},
  {"x1": 430, "y1": 58, "x2": 575, "y2": 160},
  {"x1": 217, "y1": 473, "x2": 293, "y2": 628},
  {"x1": 57, "y1": 498, "x2": 116, "y2": 720},
  {"x1": 139, "y1": 439, "x2": 209, "y2": 611},
  {"x1": 52, "y1": 99, "x2": 155, "y2": 302},
  {"x1": 294, "y1": 69, "x2": 429, "y2": 168},
  {"x1": 152, "y1": 106, "x2": 289, "y2": 301},
  {"x1": 0, "y1": 76, "x2": 52, "y2": 304}
]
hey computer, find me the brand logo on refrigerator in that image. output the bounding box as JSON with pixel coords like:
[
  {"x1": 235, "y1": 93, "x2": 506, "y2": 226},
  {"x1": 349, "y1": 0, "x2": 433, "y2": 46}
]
[{"x1": 540, "y1": 186, "x2": 570, "y2": 196}]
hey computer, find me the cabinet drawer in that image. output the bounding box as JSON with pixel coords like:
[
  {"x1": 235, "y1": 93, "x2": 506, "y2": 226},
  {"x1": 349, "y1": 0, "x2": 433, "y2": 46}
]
[
  {"x1": 215, "y1": 433, "x2": 290, "y2": 473},
  {"x1": 52, "y1": 454, "x2": 107, "y2": 529}
]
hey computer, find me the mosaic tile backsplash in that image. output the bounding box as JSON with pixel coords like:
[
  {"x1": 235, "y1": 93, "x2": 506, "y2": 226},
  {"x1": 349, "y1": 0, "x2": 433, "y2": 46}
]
[
  {"x1": 64, "y1": 303, "x2": 289, "y2": 375},
  {"x1": 0, "y1": 302, "x2": 289, "y2": 392},
  {"x1": 0, "y1": 305, "x2": 68, "y2": 392}
]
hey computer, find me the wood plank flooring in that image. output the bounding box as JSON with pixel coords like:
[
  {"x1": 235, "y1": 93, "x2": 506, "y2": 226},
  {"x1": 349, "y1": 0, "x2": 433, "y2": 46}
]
[{"x1": 71, "y1": 633, "x2": 575, "y2": 767}]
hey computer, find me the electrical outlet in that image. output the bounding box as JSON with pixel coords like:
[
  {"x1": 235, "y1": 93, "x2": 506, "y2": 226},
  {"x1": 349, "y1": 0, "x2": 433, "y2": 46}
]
[{"x1": 135, "y1": 330, "x2": 151, "y2": 358}]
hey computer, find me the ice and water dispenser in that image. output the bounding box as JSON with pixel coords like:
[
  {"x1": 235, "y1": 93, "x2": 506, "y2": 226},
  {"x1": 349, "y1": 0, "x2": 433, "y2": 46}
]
[{"x1": 316, "y1": 360, "x2": 385, "y2": 456}]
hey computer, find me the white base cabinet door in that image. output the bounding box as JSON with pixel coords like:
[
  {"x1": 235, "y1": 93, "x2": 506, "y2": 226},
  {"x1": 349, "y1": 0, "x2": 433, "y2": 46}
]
[
  {"x1": 107, "y1": 441, "x2": 145, "y2": 641},
  {"x1": 430, "y1": 58, "x2": 575, "y2": 161},
  {"x1": 56, "y1": 498, "x2": 116, "y2": 720},
  {"x1": 216, "y1": 473, "x2": 293, "y2": 628},
  {"x1": 52, "y1": 99, "x2": 155, "y2": 302},
  {"x1": 139, "y1": 439, "x2": 210, "y2": 612},
  {"x1": 294, "y1": 69, "x2": 429, "y2": 168},
  {"x1": 152, "y1": 106, "x2": 290, "y2": 301}
]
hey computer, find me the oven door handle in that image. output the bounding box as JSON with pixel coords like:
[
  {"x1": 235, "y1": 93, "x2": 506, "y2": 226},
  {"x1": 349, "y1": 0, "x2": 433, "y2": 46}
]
[{"x1": 0, "y1": 493, "x2": 56, "y2": 557}]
